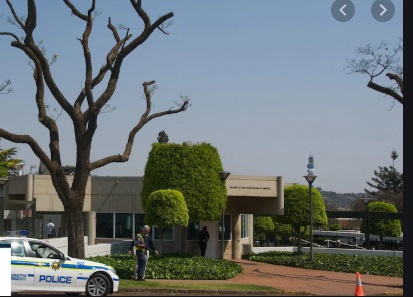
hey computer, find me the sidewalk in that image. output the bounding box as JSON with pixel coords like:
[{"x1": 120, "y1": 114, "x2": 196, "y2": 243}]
[
  {"x1": 229, "y1": 259, "x2": 403, "y2": 296},
  {"x1": 152, "y1": 259, "x2": 403, "y2": 296}
]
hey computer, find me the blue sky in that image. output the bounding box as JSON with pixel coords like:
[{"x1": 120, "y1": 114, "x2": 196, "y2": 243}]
[{"x1": 0, "y1": 1, "x2": 403, "y2": 193}]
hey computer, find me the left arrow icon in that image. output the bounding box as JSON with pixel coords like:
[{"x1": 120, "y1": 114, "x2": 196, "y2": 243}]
[
  {"x1": 340, "y1": 4, "x2": 347, "y2": 16},
  {"x1": 331, "y1": 0, "x2": 355, "y2": 22}
]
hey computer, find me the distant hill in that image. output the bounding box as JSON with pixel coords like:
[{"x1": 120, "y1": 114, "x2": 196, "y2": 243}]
[{"x1": 319, "y1": 190, "x2": 363, "y2": 210}]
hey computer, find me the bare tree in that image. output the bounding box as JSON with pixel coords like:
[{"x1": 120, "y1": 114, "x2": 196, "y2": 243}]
[
  {"x1": 0, "y1": 79, "x2": 12, "y2": 94},
  {"x1": 0, "y1": 0, "x2": 189, "y2": 258},
  {"x1": 346, "y1": 39, "x2": 403, "y2": 107}
]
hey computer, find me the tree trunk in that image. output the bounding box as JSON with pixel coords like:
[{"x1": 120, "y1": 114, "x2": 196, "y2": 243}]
[
  {"x1": 295, "y1": 226, "x2": 303, "y2": 253},
  {"x1": 65, "y1": 204, "x2": 85, "y2": 258}
]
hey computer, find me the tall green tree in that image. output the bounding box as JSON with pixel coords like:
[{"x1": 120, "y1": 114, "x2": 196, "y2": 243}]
[
  {"x1": 253, "y1": 216, "x2": 274, "y2": 243},
  {"x1": 144, "y1": 189, "x2": 189, "y2": 254},
  {"x1": 141, "y1": 142, "x2": 226, "y2": 222},
  {"x1": 277, "y1": 184, "x2": 327, "y2": 253},
  {"x1": 361, "y1": 201, "x2": 401, "y2": 250},
  {"x1": 0, "y1": 1, "x2": 189, "y2": 258},
  {"x1": 346, "y1": 39, "x2": 403, "y2": 106},
  {"x1": 391, "y1": 149, "x2": 398, "y2": 168},
  {"x1": 365, "y1": 166, "x2": 403, "y2": 194},
  {"x1": 364, "y1": 165, "x2": 403, "y2": 212},
  {"x1": 272, "y1": 218, "x2": 293, "y2": 245},
  {"x1": 364, "y1": 150, "x2": 403, "y2": 211},
  {"x1": 157, "y1": 130, "x2": 169, "y2": 143}
]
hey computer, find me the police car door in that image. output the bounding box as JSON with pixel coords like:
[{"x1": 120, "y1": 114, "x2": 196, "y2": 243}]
[
  {"x1": 10, "y1": 239, "x2": 35, "y2": 289},
  {"x1": 28, "y1": 241, "x2": 77, "y2": 289}
]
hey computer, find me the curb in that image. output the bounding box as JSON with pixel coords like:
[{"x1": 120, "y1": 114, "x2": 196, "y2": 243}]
[{"x1": 119, "y1": 287, "x2": 315, "y2": 295}]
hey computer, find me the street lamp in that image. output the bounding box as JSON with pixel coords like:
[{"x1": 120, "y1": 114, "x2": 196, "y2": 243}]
[
  {"x1": 0, "y1": 177, "x2": 9, "y2": 236},
  {"x1": 304, "y1": 173, "x2": 317, "y2": 262},
  {"x1": 361, "y1": 197, "x2": 372, "y2": 249},
  {"x1": 219, "y1": 171, "x2": 230, "y2": 260}
]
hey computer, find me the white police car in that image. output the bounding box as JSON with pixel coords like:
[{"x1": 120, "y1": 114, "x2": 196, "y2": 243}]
[{"x1": 0, "y1": 237, "x2": 119, "y2": 296}]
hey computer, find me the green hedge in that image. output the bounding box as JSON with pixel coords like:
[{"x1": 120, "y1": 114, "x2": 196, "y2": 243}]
[
  {"x1": 87, "y1": 253, "x2": 243, "y2": 280},
  {"x1": 243, "y1": 251, "x2": 402, "y2": 277}
]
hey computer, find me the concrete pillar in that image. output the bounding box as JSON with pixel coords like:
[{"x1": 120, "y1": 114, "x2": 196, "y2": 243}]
[
  {"x1": 231, "y1": 213, "x2": 241, "y2": 259},
  {"x1": 87, "y1": 211, "x2": 96, "y2": 246},
  {"x1": 276, "y1": 176, "x2": 284, "y2": 215},
  {"x1": 26, "y1": 174, "x2": 34, "y2": 203}
]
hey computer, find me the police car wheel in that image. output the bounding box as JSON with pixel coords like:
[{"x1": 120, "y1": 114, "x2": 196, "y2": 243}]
[{"x1": 86, "y1": 273, "x2": 111, "y2": 297}]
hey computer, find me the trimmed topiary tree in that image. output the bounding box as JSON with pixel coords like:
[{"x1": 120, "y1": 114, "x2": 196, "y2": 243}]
[
  {"x1": 145, "y1": 189, "x2": 189, "y2": 254},
  {"x1": 362, "y1": 201, "x2": 402, "y2": 250},
  {"x1": 276, "y1": 184, "x2": 327, "y2": 253},
  {"x1": 141, "y1": 142, "x2": 226, "y2": 222}
]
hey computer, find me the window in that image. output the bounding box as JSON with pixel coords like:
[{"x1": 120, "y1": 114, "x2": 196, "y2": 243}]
[
  {"x1": 115, "y1": 213, "x2": 133, "y2": 239},
  {"x1": 153, "y1": 226, "x2": 173, "y2": 240},
  {"x1": 28, "y1": 241, "x2": 61, "y2": 259},
  {"x1": 218, "y1": 214, "x2": 231, "y2": 240},
  {"x1": 9, "y1": 240, "x2": 26, "y2": 257},
  {"x1": 241, "y1": 214, "x2": 249, "y2": 238},
  {"x1": 134, "y1": 213, "x2": 145, "y2": 236},
  {"x1": 96, "y1": 213, "x2": 114, "y2": 238},
  {"x1": 187, "y1": 221, "x2": 200, "y2": 240}
]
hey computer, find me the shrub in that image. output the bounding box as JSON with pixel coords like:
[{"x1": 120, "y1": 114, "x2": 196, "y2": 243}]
[
  {"x1": 87, "y1": 253, "x2": 243, "y2": 280},
  {"x1": 242, "y1": 251, "x2": 402, "y2": 277}
]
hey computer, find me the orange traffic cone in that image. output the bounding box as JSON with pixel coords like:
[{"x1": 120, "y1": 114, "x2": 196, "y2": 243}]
[{"x1": 355, "y1": 272, "x2": 365, "y2": 296}]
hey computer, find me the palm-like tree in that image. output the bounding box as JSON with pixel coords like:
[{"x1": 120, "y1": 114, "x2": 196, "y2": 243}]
[
  {"x1": 391, "y1": 149, "x2": 398, "y2": 168},
  {"x1": 0, "y1": 143, "x2": 23, "y2": 177}
]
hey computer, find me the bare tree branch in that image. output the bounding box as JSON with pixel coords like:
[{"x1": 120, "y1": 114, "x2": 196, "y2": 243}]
[
  {"x1": 367, "y1": 80, "x2": 403, "y2": 105},
  {"x1": 93, "y1": 11, "x2": 174, "y2": 112},
  {"x1": 0, "y1": 79, "x2": 12, "y2": 94},
  {"x1": 0, "y1": 32, "x2": 20, "y2": 42},
  {"x1": 63, "y1": 0, "x2": 88, "y2": 21},
  {"x1": 90, "y1": 81, "x2": 189, "y2": 170},
  {"x1": 386, "y1": 73, "x2": 403, "y2": 94},
  {"x1": 5, "y1": 0, "x2": 25, "y2": 28},
  {"x1": 1, "y1": 1, "x2": 187, "y2": 259},
  {"x1": 346, "y1": 40, "x2": 403, "y2": 106},
  {"x1": 130, "y1": 0, "x2": 150, "y2": 30}
]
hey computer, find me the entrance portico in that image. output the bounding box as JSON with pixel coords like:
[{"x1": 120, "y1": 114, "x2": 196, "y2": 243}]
[{"x1": 223, "y1": 175, "x2": 284, "y2": 259}]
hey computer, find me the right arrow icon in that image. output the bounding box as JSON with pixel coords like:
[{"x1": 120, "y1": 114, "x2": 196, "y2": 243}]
[
  {"x1": 372, "y1": 0, "x2": 395, "y2": 22},
  {"x1": 379, "y1": 4, "x2": 387, "y2": 16}
]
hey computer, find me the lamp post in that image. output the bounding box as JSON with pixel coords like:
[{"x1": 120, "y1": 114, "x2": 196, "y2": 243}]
[
  {"x1": 0, "y1": 177, "x2": 9, "y2": 236},
  {"x1": 361, "y1": 197, "x2": 372, "y2": 249},
  {"x1": 218, "y1": 171, "x2": 230, "y2": 260},
  {"x1": 304, "y1": 173, "x2": 317, "y2": 261}
]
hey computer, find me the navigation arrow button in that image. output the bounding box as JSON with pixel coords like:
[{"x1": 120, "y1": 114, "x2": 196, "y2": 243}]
[
  {"x1": 340, "y1": 4, "x2": 347, "y2": 16},
  {"x1": 379, "y1": 4, "x2": 387, "y2": 16},
  {"x1": 371, "y1": 0, "x2": 395, "y2": 22},
  {"x1": 331, "y1": 0, "x2": 355, "y2": 22}
]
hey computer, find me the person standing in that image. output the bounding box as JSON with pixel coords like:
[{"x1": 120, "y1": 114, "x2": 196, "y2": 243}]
[
  {"x1": 198, "y1": 226, "x2": 210, "y2": 257},
  {"x1": 128, "y1": 227, "x2": 147, "y2": 280},
  {"x1": 143, "y1": 225, "x2": 159, "y2": 258},
  {"x1": 45, "y1": 219, "x2": 56, "y2": 238}
]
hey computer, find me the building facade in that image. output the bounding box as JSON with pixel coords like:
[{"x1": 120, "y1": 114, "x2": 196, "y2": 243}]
[{"x1": 2, "y1": 174, "x2": 284, "y2": 259}]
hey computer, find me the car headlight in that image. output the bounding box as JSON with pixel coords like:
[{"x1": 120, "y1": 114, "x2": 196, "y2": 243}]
[{"x1": 108, "y1": 267, "x2": 117, "y2": 275}]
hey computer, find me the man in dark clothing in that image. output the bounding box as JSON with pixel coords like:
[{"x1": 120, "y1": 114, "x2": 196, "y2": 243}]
[
  {"x1": 143, "y1": 225, "x2": 159, "y2": 258},
  {"x1": 198, "y1": 226, "x2": 210, "y2": 257},
  {"x1": 128, "y1": 227, "x2": 147, "y2": 280}
]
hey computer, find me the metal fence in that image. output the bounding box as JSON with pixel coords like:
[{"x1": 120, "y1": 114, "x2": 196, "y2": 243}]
[{"x1": 254, "y1": 211, "x2": 403, "y2": 251}]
